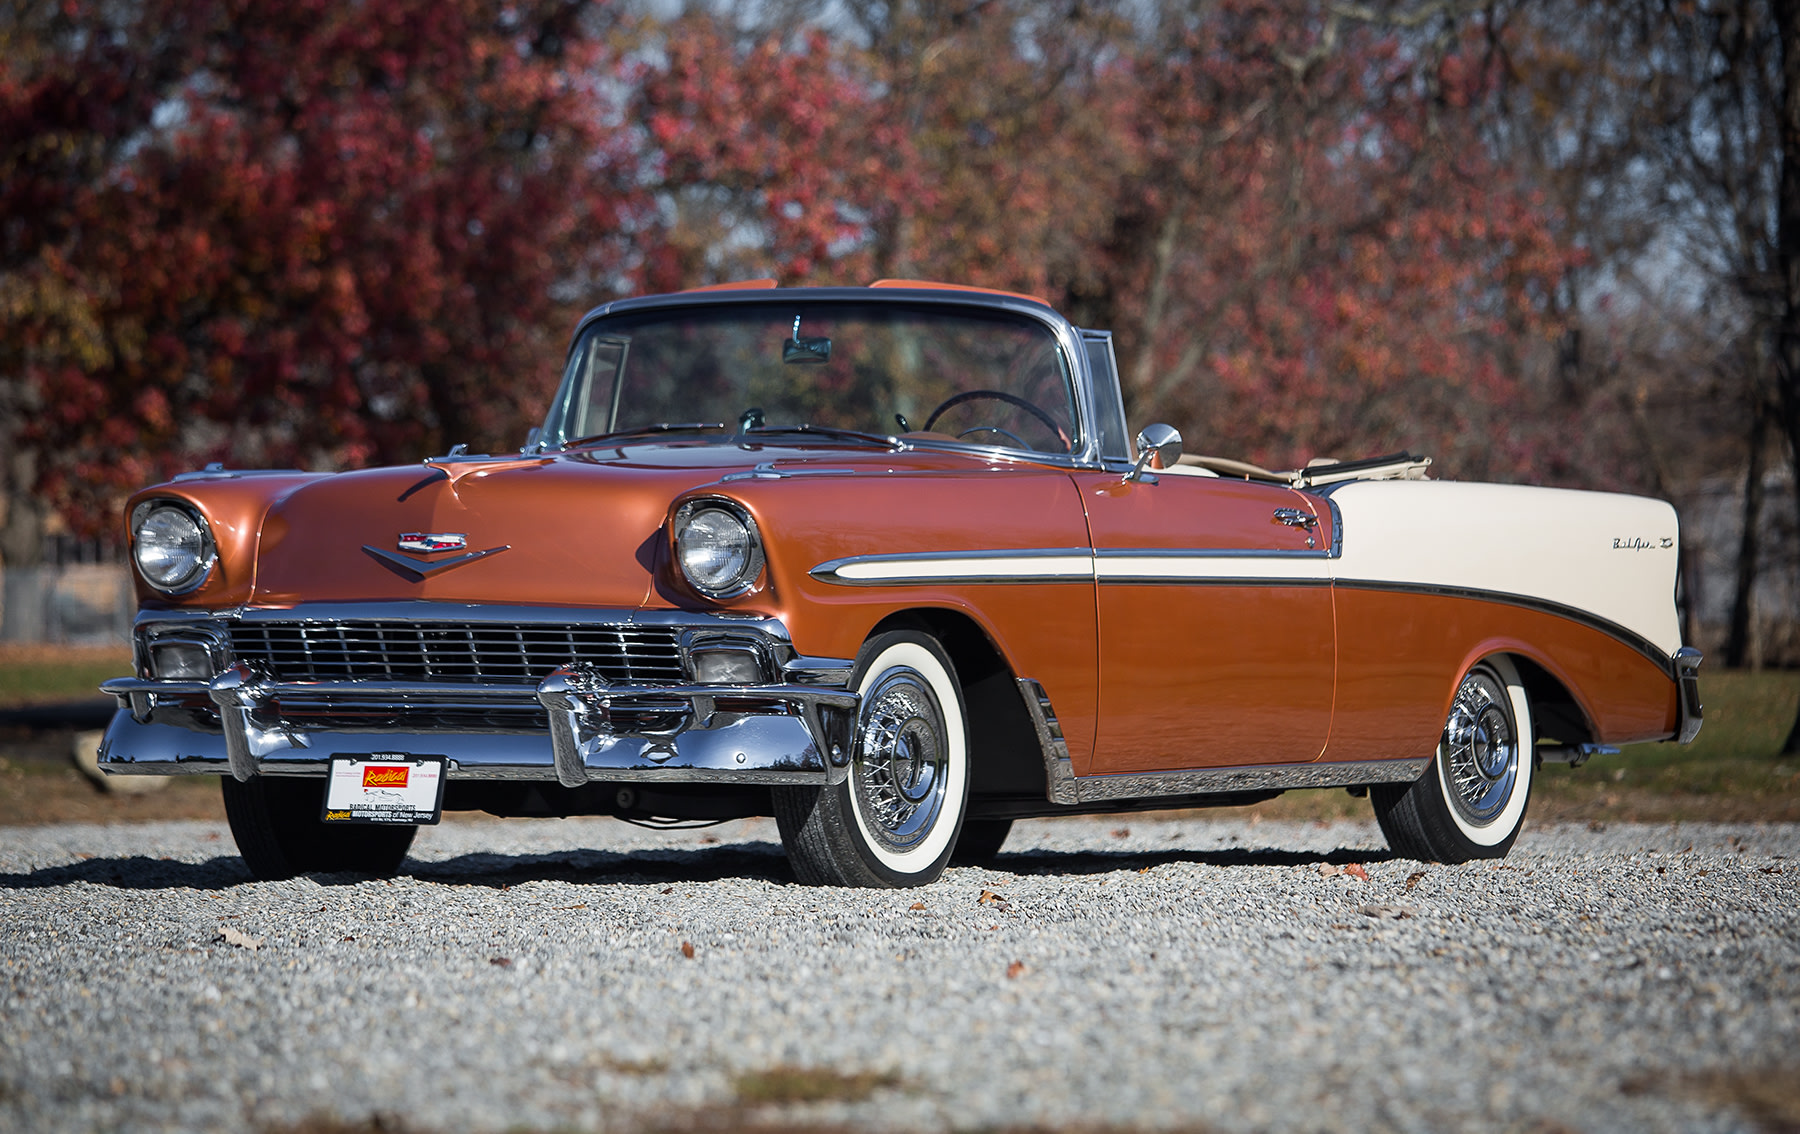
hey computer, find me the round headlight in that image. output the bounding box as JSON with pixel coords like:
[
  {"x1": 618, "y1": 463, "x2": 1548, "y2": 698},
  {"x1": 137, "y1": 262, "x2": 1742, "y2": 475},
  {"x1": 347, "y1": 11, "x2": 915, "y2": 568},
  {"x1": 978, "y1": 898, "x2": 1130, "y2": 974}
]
[
  {"x1": 674, "y1": 502, "x2": 764, "y2": 598},
  {"x1": 131, "y1": 502, "x2": 216, "y2": 593}
]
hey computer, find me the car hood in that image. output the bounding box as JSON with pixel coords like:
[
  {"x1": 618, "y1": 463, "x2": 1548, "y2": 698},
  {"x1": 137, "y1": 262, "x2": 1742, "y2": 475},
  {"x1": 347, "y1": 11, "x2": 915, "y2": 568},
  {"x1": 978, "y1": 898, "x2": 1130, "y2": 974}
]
[{"x1": 241, "y1": 441, "x2": 998, "y2": 609}]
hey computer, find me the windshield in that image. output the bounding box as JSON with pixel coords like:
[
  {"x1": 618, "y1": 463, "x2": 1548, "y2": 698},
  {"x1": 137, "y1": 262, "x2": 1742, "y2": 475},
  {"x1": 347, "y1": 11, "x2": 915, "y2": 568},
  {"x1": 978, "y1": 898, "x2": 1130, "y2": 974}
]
[{"x1": 542, "y1": 301, "x2": 1079, "y2": 456}]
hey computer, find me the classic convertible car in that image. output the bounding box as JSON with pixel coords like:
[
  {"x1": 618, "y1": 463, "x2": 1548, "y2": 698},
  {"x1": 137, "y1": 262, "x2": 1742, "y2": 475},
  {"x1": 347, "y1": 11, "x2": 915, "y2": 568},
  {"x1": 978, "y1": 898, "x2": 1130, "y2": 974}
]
[{"x1": 99, "y1": 280, "x2": 1702, "y2": 886}]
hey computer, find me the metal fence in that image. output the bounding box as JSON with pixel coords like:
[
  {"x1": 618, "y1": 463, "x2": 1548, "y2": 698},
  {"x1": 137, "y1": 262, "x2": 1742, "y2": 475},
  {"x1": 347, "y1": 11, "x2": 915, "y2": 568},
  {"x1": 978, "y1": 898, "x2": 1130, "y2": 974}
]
[{"x1": 0, "y1": 564, "x2": 134, "y2": 646}]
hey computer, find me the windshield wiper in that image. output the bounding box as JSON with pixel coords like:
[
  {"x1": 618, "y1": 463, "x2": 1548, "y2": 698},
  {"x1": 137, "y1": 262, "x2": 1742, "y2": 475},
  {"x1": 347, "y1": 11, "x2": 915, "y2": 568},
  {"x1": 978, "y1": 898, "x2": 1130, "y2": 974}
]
[
  {"x1": 741, "y1": 424, "x2": 906, "y2": 449},
  {"x1": 561, "y1": 423, "x2": 728, "y2": 448}
]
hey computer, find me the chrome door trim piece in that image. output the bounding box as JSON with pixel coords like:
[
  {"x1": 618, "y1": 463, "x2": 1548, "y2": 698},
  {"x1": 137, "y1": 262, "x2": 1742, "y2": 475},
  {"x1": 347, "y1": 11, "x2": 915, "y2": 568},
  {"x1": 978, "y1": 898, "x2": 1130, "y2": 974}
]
[
  {"x1": 812, "y1": 546, "x2": 1335, "y2": 587},
  {"x1": 1094, "y1": 549, "x2": 1331, "y2": 584}
]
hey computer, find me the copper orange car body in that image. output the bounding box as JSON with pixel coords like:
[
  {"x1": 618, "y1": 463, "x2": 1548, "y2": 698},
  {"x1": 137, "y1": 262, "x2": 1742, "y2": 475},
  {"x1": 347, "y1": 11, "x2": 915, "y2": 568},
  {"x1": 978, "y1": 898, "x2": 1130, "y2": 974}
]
[{"x1": 98, "y1": 282, "x2": 1701, "y2": 885}]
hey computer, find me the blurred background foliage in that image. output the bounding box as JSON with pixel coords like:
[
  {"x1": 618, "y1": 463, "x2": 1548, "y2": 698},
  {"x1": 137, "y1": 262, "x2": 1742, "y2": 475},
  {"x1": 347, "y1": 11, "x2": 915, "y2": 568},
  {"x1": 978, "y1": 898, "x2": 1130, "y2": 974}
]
[{"x1": 0, "y1": 0, "x2": 1797, "y2": 676}]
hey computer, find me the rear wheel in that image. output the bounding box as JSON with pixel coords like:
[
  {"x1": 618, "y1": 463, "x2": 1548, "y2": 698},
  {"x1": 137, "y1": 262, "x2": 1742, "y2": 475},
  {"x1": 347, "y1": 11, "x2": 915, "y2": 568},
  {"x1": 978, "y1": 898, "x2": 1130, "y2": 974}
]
[
  {"x1": 222, "y1": 775, "x2": 417, "y2": 881},
  {"x1": 1371, "y1": 658, "x2": 1533, "y2": 864},
  {"x1": 774, "y1": 631, "x2": 969, "y2": 887}
]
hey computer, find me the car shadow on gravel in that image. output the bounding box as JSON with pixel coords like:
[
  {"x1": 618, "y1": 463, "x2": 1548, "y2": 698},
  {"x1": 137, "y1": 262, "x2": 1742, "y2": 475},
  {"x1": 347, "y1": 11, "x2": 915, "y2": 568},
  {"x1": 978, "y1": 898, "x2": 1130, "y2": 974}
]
[
  {"x1": 984, "y1": 844, "x2": 1397, "y2": 875},
  {"x1": 0, "y1": 838, "x2": 1394, "y2": 892},
  {"x1": 0, "y1": 854, "x2": 253, "y2": 891},
  {"x1": 405, "y1": 839, "x2": 1397, "y2": 887},
  {"x1": 409, "y1": 844, "x2": 796, "y2": 887}
]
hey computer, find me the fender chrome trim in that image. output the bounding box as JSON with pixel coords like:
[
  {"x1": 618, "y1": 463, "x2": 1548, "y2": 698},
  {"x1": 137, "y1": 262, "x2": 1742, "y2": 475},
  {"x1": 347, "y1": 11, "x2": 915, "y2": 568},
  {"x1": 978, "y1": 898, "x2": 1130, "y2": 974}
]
[{"x1": 810, "y1": 548, "x2": 1094, "y2": 586}]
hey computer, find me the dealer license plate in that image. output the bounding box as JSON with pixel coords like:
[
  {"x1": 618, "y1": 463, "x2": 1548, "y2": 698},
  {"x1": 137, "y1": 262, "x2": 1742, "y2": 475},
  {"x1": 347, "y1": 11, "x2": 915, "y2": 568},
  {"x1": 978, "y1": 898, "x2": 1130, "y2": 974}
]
[{"x1": 321, "y1": 755, "x2": 446, "y2": 825}]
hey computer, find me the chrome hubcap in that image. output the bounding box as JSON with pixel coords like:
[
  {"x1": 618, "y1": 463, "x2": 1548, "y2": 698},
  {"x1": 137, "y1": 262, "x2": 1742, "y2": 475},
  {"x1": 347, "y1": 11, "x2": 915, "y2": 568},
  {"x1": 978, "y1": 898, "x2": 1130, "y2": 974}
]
[
  {"x1": 1442, "y1": 670, "x2": 1518, "y2": 826},
  {"x1": 853, "y1": 667, "x2": 948, "y2": 852}
]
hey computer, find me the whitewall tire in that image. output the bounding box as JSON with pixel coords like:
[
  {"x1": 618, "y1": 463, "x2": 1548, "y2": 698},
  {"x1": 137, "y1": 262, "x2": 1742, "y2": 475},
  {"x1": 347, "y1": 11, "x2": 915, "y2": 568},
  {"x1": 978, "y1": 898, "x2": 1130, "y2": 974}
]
[
  {"x1": 773, "y1": 631, "x2": 970, "y2": 887},
  {"x1": 1371, "y1": 656, "x2": 1534, "y2": 863}
]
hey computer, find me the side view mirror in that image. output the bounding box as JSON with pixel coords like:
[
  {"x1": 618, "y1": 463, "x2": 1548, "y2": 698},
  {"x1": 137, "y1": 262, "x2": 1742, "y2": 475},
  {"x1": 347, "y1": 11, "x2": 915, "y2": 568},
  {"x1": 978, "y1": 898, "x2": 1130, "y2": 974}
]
[{"x1": 1125, "y1": 423, "x2": 1182, "y2": 483}]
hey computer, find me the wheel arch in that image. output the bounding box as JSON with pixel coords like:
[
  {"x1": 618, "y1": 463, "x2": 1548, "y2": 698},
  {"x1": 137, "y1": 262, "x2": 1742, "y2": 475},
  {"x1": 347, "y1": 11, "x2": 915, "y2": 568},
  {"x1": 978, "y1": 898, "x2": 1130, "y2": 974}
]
[
  {"x1": 1447, "y1": 638, "x2": 1598, "y2": 748},
  {"x1": 865, "y1": 607, "x2": 1048, "y2": 799},
  {"x1": 1505, "y1": 652, "x2": 1597, "y2": 747}
]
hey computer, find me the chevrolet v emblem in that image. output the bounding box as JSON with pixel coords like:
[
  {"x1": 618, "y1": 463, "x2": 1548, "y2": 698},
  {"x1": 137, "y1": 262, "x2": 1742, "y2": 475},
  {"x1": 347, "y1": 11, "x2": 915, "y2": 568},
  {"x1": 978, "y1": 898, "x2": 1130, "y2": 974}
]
[
  {"x1": 362, "y1": 534, "x2": 510, "y2": 581},
  {"x1": 398, "y1": 532, "x2": 467, "y2": 553}
]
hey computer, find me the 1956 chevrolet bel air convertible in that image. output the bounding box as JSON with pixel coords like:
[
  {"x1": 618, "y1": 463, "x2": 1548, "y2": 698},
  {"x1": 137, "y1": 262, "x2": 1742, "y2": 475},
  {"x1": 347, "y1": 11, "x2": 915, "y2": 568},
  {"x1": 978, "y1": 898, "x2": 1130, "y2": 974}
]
[{"x1": 99, "y1": 281, "x2": 1702, "y2": 886}]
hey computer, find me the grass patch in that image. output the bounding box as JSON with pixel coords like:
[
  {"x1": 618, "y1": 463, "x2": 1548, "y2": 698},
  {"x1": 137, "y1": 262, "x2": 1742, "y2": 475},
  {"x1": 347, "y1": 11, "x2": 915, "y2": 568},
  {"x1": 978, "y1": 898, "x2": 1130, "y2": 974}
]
[
  {"x1": 0, "y1": 644, "x2": 131, "y2": 706},
  {"x1": 1200, "y1": 669, "x2": 1800, "y2": 825},
  {"x1": 1532, "y1": 669, "x2": 1800, "y2": 822},
  {"x1": 1622, "y1": 1064, "x2": 1800, "y2": 1134},
  {"x1": 732, "y1": 1066, "x2": 904, "y2": 1106},
  {"x1": 0, "y1": 758, "x2": 225, "y2": 826},
  {"x1": 1679, "y1": 1066, "x2": 1800, "y2": 1134}
]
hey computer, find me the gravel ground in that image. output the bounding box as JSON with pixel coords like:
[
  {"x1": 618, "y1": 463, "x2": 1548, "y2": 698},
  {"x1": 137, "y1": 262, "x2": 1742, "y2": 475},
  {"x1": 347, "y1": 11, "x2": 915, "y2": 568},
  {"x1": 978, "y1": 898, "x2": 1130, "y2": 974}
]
[{"x1": 1, "y1": 814, "x2": 1796, "y2": 1134}]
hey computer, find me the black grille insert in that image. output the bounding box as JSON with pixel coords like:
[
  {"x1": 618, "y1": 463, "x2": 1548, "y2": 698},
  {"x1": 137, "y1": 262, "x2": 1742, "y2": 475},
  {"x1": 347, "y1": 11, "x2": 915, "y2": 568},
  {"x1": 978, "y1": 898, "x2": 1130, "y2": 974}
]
[{"x1": 229, "y1": 621, "x2": 685, "y2": 685}]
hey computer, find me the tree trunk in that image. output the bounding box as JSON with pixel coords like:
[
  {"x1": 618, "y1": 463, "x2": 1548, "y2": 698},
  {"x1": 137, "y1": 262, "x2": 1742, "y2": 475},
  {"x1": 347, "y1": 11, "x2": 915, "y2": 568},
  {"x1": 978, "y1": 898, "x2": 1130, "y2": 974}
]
[
  {"x1": 1724, "y1": 392, "x2": 1769, "y2": 668},
  {"x1": 1773, "y1": 0, "x2": 1800, "y2": 752}
]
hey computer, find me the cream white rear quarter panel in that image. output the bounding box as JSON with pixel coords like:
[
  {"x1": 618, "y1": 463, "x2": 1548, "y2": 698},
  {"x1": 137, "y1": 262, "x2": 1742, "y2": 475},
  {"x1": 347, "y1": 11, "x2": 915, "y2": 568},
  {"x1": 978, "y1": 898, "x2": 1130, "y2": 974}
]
[{"x1": 1327, "y1": 480, "x2": 1683, "y2": 658}]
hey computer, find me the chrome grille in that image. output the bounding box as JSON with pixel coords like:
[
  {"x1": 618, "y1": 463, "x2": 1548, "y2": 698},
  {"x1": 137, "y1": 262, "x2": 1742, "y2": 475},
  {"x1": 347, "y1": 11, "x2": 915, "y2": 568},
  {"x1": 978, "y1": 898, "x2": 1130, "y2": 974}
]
[{"x1": 229, "y1": 621, "x2": 685, "y2": 685}]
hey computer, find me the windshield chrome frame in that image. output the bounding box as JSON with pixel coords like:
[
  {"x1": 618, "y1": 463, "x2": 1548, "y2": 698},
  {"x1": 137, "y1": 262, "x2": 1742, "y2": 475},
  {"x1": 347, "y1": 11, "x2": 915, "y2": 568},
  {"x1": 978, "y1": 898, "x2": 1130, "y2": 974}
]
[{"x1": 539, "y1": 288, "x2": 1107, "y2": 470}]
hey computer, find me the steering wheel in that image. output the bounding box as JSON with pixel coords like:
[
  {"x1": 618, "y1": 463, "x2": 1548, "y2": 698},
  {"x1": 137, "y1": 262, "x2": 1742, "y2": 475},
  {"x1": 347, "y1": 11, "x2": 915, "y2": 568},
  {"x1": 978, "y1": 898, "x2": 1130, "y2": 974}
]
[
  {"x1": 957, "y1": 425, "x2": 1030, "y2": 448},
  {"x1": 921, "y1": 390, "x2": 1070, "y2": 451}
]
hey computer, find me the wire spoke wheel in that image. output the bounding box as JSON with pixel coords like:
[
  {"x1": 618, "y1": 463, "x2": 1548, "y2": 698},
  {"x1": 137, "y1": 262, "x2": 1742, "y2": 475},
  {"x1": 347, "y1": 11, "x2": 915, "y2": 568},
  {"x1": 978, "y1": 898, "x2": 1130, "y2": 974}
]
[
  {"x1": 1441, "y1": 670, "x2": 1519, "y2": 827},
  {"x1": 853, "y1": 668, "x2": 949, "y2": 853},
  {"x1": 1369, "y1": 657, "x2": 1533, "y2": 864},
  {"x1": 772, "y1": 630, "x2": 969, "y2": 887}
]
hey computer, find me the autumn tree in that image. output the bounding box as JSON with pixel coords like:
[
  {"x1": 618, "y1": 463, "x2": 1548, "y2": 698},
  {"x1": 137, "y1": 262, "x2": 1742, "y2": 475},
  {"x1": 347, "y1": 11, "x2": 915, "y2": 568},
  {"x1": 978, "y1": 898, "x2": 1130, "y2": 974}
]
[
  {"x1": 1, "y1": 0, "x2": 645, "y2": 538},
  {"x1": 632, "y1": 16, "x2": 913, "y2": 289},
  {"x1": 0, "y1": 0, "x2": 226, "y2": 561}
]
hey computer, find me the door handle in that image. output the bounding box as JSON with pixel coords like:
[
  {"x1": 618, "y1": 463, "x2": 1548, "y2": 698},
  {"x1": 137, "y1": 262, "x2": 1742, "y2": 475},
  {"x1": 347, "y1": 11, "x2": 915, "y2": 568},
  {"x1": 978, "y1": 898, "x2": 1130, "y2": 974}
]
[{"x1": 1272, "y1": 507, "x2": 1318, "y2": 529}]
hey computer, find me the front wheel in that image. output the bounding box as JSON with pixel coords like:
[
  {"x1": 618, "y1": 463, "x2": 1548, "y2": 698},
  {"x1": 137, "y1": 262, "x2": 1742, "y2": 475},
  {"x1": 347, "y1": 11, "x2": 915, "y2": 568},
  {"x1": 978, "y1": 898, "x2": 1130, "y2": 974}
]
[
  {"x1": 222, "y1": 775, "x2": 417, "y2": 881},
  {"x1": 773, "y1": 631, "x2": 970, "y2": 887},
  {"x1": 1370, "y1": 658, "x2": 1533, "y2": 863}
]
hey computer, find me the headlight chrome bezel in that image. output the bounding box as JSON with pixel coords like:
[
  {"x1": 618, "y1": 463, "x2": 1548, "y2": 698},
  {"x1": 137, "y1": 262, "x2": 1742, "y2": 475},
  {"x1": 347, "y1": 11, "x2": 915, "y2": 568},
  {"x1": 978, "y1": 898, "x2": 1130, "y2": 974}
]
[
  {"x1": 130, "y1": 500, "x2": 218, "y2": 596},
  {"x1": 672, "y1": 498, "x2": 766, "y2": 600}
]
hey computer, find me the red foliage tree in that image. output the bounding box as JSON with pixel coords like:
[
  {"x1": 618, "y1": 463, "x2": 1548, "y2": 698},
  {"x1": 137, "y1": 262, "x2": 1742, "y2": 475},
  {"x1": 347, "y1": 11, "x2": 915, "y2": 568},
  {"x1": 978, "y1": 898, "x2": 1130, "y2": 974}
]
[
  {"x1": 632, "y1": 16, "x2": 916, "y2": 289},
  {"x1": 3, "y1": 0, "x2": 1589, "y2": 543},
  {"x1": 632, "y1": 3, "x2": 1581, "y2": 481},
  {"x1": 3, "y1": 0, "x2": 646, "y2": 532}
]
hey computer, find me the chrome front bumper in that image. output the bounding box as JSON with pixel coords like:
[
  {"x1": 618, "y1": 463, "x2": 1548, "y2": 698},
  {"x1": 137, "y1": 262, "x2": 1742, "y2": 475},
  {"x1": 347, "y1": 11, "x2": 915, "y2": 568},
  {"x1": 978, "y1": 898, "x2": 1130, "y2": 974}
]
[{"x1": 101, "y1": 633, "x2": 859, "y2": 787}]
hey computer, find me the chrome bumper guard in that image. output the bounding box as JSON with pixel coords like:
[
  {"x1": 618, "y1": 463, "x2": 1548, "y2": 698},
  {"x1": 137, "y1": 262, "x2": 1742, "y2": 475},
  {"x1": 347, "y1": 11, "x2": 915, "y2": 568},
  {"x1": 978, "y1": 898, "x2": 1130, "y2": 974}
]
[
  {"x1": 100, "y1": 662, "x2": 858, "y2": 787},
  {"x1": 1673, "y1": 646, "x2": 1704, "y2": 745}
]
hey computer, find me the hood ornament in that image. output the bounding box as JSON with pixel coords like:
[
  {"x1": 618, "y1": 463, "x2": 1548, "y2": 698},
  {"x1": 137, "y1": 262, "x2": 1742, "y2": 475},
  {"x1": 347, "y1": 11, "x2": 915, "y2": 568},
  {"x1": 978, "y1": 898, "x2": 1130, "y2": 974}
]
[{"x1": 363, "y1": 532, "x2": 509, "y2": 582}]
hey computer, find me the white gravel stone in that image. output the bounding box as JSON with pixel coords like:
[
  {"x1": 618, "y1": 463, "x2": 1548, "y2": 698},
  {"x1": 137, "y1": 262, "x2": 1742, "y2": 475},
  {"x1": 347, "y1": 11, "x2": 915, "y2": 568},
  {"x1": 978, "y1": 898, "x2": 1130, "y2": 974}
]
[{"x1": 1, "y1": 815, "x2": 1795, "y2": 1133}]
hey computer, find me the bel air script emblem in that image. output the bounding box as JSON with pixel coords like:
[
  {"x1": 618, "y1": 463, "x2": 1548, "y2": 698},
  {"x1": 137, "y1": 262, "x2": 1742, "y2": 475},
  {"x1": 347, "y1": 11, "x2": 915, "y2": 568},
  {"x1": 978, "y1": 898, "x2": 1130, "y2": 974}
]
[
  {"x1": 398, "y1": 532, "x2": 468, "y2": 554},
  {"x1": 362, "y1": 531, "x2": 509, "y2": 581}
]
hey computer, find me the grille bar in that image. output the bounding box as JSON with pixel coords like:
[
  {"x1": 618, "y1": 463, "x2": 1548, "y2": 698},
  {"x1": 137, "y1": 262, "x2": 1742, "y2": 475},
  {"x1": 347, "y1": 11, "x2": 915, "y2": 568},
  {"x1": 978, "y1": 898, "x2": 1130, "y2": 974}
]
[{"x1": 230, "y1": 621, "x2": 685, "y2": 685}]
